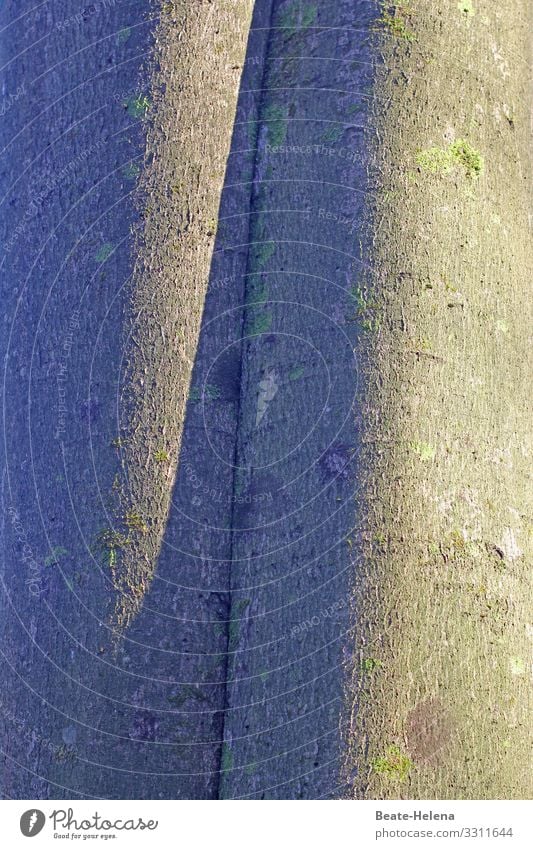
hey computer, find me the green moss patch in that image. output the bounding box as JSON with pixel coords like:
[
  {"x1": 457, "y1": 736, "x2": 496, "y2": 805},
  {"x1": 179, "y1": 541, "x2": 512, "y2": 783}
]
[
  {"x1": 416, "y1": 139, "x2": 484, "y2": 178},
  {"x1": 372, "y1": 745, "x2": 413, "y2": 780}
]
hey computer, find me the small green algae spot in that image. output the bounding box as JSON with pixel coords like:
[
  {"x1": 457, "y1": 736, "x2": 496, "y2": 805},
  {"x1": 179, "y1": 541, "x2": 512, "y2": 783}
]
[
  {"x1": 361, "y1": 316, "x2": 381, "y2": 333},
  {"x1": 263, "y1": 104, "x2": 288, "y2": 146},
  {"x1": 248, "y1": 311, "x2": 273, "y2": 337},
  {"x1": 45, "y1": 546, "x2": 68, "y2": 566},
  {"x1": 277, "y1": 2, "x2": 317, "y2": 38},
  {"x1": 349, "y1": 284, "x2": 381, "y2": 332},
  {"x1": 189, "y1": 384, "x2": 221, "y2": 403},
  {"x1": 206, "y1": 218, "x2": 217, "y2": 236},
  {"x1": 111, "y1": 436, "x2": 128, "y2": 449},
  {"x1": 416, "y1": 139, "x2": 484, "y2": 178},
  {"x1": 123, "y1": 511, "x2": 148, "y2": 535},
  {"x1": 372, "y1": 745, "x2": 413, "y2": 780},
  {"x1": 416, "y1": 147, "x2": 454, "y2": 174},
  {"x1": 301, "y1": 5, "x2": 318, "y2": 29},
  {"x1": 247, "y1": 119, "x2": 259, "y2": 147},
  {"x1": 450, "y1": 139, "x2": 484, "y2": 177},
  {"x1": 228, "y1": 600, "x2": 251, "y2": 649},
  {"x1": 168, "y1": 686, "x2": 208, "y2": 708},
  {"x1": 509, "y1": 656, "x2": 525, "y2": 676},
  {"x1": 234, "y1": 598, "x2": 251, "y2": 615},
  {"x1": 122, "y1": 162, "x2": 140, "y2": 180},
  {"x1": 320, "y1": 125, "x2": 344, "y2": 144},
  {"x1": 251, "y1": 240, "x2": 276, "y2": 270},
  {"x1": 123, "y1": 95, "x2": 150, "y2": 119},
  {"x1": 246, "y1": 279, "x2": 269, "y2": 306},
  {"x1": 228, "y1": 619, "x2": 240, "y2": 648},
  {"x1": 289, "y1": 365, "x2": 305, "y2": 381},
  {"x1": 220, "y1": 743, "x2": 233, "y2": 774},
  {"x1": 361, "y1": 657, "x2": 382, "y2": 674},
  {"x1": 378, "y1": 3, "x2": 415, "y2": 41},
  {"x1": 95, "y1": 243, "x2": 114, "y2": 263},
  {"x1": 410, "y1": 440, "x2": 436, "y2": 461},
  {"x1": 97, "y1": 527, "x2": 130, "y2": 552},
  {"x1": 116, "y1": 26, "x2": 132, "y2": 45}
]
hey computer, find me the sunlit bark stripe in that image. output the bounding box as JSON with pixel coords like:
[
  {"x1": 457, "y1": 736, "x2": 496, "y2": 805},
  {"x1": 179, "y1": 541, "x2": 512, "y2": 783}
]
[{"x1": 346, "y1": 0, "x2": 532, "y2": 800}]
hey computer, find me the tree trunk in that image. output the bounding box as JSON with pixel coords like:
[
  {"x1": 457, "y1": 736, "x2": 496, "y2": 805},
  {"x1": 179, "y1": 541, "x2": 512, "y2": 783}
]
[{"x1": 345, "y1": 0, "x2": 532, "y2": 800}]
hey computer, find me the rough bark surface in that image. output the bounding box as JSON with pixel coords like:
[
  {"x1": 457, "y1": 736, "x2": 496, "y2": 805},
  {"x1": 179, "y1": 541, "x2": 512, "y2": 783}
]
[
  {"x1": 1, "y1": 0, "x2": 530, "y2": 802},
  {"x1": 344, "y1": 0, "x2": 532, "y2": 800},
  {"x1": 0, "y1": 0, "x2": 165, "y2": 799},
  {"x1": 217, "y1": 0, "x2": 377, "y2": 800},
  {"x1": 115, "y1": 0, "x2": 255, "y2": 629}
]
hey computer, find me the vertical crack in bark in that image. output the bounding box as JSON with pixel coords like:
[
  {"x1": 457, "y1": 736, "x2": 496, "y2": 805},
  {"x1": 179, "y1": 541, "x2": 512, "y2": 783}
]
[{"x1": 216, "y1": 0, "x2": 279, "y2": 800}]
